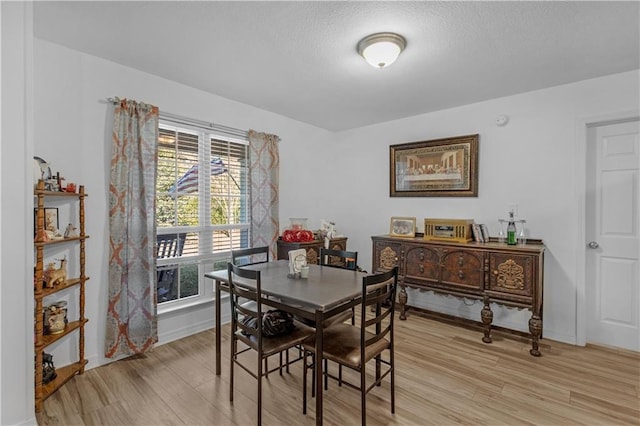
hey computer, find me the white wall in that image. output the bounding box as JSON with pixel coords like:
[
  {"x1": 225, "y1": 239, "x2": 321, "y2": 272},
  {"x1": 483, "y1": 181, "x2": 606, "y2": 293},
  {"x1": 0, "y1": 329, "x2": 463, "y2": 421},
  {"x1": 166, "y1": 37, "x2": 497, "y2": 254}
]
[
  {"x1": 281, "y1": 70, "x2": 640, "y2": 343},
  {"x1": 1, "y1": 2, "x2": 36, "y2": 425}
]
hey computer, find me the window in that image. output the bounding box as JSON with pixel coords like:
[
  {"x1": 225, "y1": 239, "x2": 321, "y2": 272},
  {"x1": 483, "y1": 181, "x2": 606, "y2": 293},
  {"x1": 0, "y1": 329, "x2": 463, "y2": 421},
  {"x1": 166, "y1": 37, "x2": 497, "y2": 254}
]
[{"x1": 155, "y1": 122, "x2": 249, "y2": 305}]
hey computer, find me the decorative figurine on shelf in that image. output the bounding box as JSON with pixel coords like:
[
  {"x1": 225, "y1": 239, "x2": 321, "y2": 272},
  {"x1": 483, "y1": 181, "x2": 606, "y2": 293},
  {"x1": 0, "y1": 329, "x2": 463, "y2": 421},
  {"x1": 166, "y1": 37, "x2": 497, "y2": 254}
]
[
  {"x1": 43, "y1": 261, "x2": 56, "y2": 282},
  {"x1": 42, "y1": 352, "x2": 57, "y2": 384},
  {"x1": 63, "y1": 223, "x2": 78, "y2": 238},
  {"x1": 44, "y1": 179, "x2": 59, "y2": 192},
  {"x1": 35, "y1": 228, "x2": 50, "y2": 243},
  {"x1": 45, "y1": 215, "x2": 64, "y2": 240},
  {"x1": 318, "y1": 219, "x2": 345, "y2": 248},
  {"x1": 45, "y1": 228, "x2": 64, "y2": 240},
  {"x1": 44, "y1": 301, "x2": 67, "y2": 334},
  {"x1": 33, "y1": 156, "x2": 51, "y2": 189},
  {"x1": 45, "y1": 257, "x2": 67, "y2": 288}
]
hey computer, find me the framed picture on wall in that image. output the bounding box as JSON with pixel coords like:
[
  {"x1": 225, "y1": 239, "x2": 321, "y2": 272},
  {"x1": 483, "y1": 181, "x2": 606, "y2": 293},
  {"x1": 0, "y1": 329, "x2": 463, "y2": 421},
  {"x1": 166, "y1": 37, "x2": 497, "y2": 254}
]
[
  {"x1": 390, "y1": 134, "x2": 479, "y2": 197},
  {"x1": 389, "y1": 217, "x2": 416, "y2": 238}
]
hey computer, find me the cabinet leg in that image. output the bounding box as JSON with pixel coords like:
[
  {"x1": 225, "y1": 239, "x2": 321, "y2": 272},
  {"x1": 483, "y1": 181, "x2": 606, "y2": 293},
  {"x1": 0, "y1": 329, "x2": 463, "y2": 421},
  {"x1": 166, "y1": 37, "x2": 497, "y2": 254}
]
[
  {"x1": 398, "y1": 285, "x2": 408, "y2": 320},
  {"x1": 481, "y1": 295, "x2": 493, "y2": 343},
  {"x1": 529, "y1": 314, "x2": 542, "y2": 356}
]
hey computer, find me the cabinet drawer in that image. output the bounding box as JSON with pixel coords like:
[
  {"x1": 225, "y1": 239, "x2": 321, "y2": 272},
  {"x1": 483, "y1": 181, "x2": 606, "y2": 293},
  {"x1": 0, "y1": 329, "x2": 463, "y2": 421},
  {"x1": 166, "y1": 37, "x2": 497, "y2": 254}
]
[
  {"x1": 488, "y1": 253, "x2": 534, "y2": 299},
  {"x1": 405, "y1": 246, "x2": 439, "y2": 281},
  {"x1": 440, "y1": 250, "x2": 484, "y2": 290},
  {"x1": 373, "y1": 241, "x2": 401, "y2": 272}
]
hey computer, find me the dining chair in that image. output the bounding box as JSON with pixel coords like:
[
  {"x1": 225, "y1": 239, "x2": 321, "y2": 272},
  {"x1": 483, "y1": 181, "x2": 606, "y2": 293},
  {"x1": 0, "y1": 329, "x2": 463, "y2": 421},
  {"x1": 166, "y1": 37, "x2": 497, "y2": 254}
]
[
  {"x1": 231, "y1": 246, "x2": 288, "y2": 375},
  {"x1": 319, "y1": 247, "x2": 358, "y2": 271},
  {"x1": 315, "y1": 248, "x2": 361, "y2": 390},
  {"x1": 231, "y1": 246, "x2": 269, "y2": 266},
  {"x1": 228, "y1": 263, "x2": 315, "y2": 426},
  {"x1": 302, "y1": 266, "x2": 399, "y2": 426},
  {"x1": 319, "y1": 248, "x2": 359, "y2": 326}
]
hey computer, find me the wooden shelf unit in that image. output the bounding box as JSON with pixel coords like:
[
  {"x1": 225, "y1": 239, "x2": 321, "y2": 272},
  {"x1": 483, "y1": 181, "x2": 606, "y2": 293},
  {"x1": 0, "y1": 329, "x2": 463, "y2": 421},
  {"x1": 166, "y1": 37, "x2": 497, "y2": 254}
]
[{"x1": 34, "y1": 180, "x2": 89, "y2": 412}]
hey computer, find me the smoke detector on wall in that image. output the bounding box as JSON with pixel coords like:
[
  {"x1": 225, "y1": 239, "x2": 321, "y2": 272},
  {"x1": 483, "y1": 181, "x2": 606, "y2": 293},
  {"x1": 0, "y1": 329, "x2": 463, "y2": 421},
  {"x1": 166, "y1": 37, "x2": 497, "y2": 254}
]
[{"x1": 495, "y1": 114, "x2": 509, "y2": 127}]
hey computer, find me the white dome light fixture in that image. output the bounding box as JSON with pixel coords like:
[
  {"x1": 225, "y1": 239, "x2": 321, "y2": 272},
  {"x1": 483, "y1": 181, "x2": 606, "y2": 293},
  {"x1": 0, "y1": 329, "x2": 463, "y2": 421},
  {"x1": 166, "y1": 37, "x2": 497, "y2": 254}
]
[{"x1": 357, "y1": 32, "x2": 406, "y2": 69}]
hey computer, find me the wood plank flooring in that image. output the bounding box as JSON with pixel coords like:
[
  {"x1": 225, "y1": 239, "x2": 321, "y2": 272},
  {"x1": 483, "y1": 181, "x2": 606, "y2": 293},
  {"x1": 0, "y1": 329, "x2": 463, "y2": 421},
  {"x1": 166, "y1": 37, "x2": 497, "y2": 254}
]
[{"x1": 37, "y1": 312, "x2": 640, "y2": 425}]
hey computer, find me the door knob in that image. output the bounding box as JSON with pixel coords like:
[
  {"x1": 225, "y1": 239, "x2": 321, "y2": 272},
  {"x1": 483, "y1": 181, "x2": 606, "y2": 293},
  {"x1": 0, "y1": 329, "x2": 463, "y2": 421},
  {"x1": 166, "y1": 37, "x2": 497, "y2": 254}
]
[{"x1": 587, "y1": 241, "x2": 599, "y2": 249}]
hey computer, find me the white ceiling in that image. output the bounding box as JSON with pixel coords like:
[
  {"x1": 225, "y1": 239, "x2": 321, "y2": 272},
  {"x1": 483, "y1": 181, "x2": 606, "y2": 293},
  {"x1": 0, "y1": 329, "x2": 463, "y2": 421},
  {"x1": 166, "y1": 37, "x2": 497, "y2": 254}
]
[{"x1": 33, "y1": 1, "x2": 639, "y2": 131}]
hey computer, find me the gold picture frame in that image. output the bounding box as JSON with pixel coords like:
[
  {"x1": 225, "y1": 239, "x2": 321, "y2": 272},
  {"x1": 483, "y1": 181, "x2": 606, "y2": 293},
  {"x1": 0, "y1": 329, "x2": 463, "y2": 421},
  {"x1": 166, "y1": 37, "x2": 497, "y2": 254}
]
[
  {"x1": 390, "y1": 134, "x2": 479, "y2": 197},
  {"x1": 389, "y1": 217, "x2": 416, "y2": 238}
]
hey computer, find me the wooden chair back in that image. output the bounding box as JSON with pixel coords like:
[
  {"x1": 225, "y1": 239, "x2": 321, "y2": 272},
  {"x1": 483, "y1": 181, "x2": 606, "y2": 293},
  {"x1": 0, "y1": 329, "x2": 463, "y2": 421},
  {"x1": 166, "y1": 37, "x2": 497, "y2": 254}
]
[
  {"x1": 231, "y1": 246, "x2": 270, "y2": 266},
  {"x1": 361, "y1": 266, "x2": 398, "y2": 355},
  {"x1": 319, "y1": 248, "x2": 358, "y2": 270},
  {"x1": 228, "y1": 263, "x2": 263, "y2": 350}
]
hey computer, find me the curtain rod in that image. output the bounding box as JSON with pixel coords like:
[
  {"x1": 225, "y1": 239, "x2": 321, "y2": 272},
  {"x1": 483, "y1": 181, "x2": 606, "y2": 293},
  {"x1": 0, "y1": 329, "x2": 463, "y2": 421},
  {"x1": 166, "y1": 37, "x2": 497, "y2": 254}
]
[{"x1": 107, "y1": 97, "x2": 248, "y2": 139}]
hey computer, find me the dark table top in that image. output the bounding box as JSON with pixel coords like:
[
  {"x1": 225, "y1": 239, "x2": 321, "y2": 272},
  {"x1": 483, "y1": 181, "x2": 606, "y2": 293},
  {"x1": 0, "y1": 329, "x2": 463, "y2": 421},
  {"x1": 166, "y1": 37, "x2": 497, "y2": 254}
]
[{"x1": 205, "y1": 260, "x2": 366, "y2": 312}]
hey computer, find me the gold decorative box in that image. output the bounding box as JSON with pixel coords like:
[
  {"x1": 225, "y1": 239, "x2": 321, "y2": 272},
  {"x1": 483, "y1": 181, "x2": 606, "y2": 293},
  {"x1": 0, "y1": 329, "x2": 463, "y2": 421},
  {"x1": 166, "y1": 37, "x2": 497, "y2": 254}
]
[{"x1": 423, "y1": 218, "x2": 474, "y2": 243}]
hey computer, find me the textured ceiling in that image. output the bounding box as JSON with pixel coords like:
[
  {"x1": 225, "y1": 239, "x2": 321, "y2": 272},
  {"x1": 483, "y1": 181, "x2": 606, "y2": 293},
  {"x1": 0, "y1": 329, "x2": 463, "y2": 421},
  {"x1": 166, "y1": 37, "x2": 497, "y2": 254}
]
[{"x1": 34, "y1": 1, "x2": 640, "y2": 131}]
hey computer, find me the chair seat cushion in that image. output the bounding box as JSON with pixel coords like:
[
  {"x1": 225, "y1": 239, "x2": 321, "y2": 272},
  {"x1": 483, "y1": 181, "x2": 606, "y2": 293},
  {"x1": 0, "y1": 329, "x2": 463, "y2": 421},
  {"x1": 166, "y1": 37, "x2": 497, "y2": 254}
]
[
  {"x1": 236, "y1": 319, "x2": 315, "y2": 357},
  {"x1": 302, "y1": 323, "x2": 390, "y2": 369}
]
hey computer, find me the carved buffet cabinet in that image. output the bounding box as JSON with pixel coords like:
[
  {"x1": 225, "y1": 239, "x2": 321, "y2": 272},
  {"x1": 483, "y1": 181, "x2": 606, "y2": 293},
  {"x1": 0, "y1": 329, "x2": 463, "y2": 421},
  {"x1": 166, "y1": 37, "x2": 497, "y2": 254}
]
[
  {"x1": 372, "y1": 234, "x2": 545, "y2": 356},
  {"x1": 277, "y1": 237, "x2": 348, "y2": 265}
]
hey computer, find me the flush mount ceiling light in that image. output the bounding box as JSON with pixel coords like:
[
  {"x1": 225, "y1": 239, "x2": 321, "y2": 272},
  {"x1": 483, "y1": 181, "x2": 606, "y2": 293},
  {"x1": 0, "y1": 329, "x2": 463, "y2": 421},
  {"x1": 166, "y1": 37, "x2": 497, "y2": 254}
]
[{"x1": 357, "y1": 32, "x2": 406, "y2": 69}]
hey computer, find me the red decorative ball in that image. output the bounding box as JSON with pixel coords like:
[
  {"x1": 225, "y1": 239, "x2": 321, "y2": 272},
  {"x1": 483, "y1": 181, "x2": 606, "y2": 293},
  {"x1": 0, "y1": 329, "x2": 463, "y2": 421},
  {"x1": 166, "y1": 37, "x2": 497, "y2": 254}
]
[{"x1": 282, "y1": 229, "x2": 314, "y2": 242}]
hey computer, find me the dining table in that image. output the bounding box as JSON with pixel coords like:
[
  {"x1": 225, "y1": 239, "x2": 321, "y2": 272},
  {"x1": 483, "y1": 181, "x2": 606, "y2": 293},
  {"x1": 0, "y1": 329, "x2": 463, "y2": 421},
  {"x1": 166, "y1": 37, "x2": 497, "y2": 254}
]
[{"x1": 205, "y1": 259, "x2": 366, "y2": 425}]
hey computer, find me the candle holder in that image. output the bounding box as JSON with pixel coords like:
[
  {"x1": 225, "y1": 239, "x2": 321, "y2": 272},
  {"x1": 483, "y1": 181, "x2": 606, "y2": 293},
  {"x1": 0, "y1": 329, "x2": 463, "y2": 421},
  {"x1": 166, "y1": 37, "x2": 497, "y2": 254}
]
[{"x1": 497, "y1": 219, "x2": 506, "y2": 244}]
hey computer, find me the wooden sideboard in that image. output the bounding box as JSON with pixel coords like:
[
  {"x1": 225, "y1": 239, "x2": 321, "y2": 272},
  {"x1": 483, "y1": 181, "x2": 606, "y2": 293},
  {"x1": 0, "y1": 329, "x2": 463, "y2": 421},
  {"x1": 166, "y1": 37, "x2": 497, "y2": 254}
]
[
  {"x1": 372, "y1": 234, "x2": 545, "y2": 356},
  {"x1": 277, "y1": 237, "x2": 348, "y2": 265}
]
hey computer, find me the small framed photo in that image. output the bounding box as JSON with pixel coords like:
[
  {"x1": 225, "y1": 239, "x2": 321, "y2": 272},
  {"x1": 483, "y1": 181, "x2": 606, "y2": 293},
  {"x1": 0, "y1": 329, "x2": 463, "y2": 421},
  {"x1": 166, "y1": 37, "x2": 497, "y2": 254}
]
[
  {"x1": 34, "y1": 207, "x2": 59, "y2": 234},
  {"x1": 390, "y1": 217, "x2": 416, "y2": 238}
]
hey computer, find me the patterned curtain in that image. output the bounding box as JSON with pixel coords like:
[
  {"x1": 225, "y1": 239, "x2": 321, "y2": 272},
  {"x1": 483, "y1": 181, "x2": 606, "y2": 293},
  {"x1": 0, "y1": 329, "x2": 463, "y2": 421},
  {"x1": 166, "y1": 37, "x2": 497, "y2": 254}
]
[
  {"x1": 248, "y1": 130, "x2": 280, "y2": 259},
  {"x1": 106, "y1": 98, "x2": 159, "y2": 358}
]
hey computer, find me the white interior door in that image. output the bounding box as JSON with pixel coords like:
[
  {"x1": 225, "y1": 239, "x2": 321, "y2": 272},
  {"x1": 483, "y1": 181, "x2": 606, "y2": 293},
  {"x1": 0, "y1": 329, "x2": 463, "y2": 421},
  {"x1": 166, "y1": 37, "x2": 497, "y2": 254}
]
[{"x1": 586, "y1": 119, "x2": 639, "y2": 351}]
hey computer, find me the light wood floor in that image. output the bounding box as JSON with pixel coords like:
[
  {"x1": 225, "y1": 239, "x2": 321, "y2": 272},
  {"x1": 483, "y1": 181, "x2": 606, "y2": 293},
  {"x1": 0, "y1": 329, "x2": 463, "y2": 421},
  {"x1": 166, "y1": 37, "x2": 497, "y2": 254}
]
[{"x1": 38, "y1": 312, "x2": 639, "y2": 425}]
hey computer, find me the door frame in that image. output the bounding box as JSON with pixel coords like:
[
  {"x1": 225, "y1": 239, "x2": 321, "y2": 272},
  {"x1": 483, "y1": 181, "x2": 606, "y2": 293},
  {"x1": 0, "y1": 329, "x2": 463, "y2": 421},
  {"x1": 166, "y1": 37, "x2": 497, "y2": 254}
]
[{"x1": 575, "y1": 110, "x2": 639, "y2": 346}]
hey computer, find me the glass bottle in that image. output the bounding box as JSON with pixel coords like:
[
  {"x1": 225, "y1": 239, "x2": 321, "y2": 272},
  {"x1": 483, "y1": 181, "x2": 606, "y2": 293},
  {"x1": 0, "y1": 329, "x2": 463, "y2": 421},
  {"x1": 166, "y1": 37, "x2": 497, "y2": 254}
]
[{"x1": 507, "y1": 211, "x2": 517, "y2": 245}]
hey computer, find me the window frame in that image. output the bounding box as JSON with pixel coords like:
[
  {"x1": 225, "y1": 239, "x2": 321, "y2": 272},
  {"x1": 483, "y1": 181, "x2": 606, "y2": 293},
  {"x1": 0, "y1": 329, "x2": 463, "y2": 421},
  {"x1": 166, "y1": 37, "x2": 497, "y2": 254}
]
[{"x1": 156, "y1": 121, "x2": 250, "y2": 313}]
